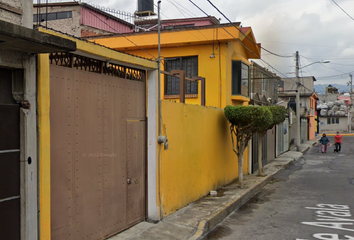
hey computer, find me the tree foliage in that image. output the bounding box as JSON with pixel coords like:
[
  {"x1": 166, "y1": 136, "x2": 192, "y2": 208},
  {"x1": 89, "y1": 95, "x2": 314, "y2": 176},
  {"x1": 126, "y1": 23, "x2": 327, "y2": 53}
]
[
  {"x1": 254, "y1": 106, "x2": 273, "y2": 134},
  {"x1": 224, "y1": 105, "x2": 273, "y2": 186},
  {"x1": 268, "y1": 106, "x2": 287, "y2": 128},
  {"x1": 224, "y1": 105, "x2": 287, "y2": 183}
]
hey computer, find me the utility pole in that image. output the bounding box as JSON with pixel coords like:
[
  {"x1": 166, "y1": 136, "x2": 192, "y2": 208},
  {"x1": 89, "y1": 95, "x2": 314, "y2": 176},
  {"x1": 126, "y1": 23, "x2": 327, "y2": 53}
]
[{"x1": 295, "y1": 51, "x2": 301, "y2": 150}]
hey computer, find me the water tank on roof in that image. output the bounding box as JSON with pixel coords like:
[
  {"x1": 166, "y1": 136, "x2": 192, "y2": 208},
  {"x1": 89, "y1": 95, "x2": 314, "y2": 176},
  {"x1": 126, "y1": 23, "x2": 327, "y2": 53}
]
[{"x1": 138, "y1": 0, "x2": 154, "y2": 13}]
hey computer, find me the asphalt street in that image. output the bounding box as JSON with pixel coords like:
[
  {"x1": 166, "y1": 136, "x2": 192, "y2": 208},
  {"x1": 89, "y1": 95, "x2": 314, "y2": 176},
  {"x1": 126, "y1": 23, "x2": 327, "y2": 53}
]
[{"x1": 202, "y1": 136, "x2": 354, "y2": 240}]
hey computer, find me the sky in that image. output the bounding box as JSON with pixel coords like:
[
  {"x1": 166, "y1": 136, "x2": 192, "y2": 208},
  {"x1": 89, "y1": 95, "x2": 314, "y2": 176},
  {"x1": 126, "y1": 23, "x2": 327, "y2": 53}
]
[{"x1": 46, "y1": 0, "x2": 354, "y2": 88}]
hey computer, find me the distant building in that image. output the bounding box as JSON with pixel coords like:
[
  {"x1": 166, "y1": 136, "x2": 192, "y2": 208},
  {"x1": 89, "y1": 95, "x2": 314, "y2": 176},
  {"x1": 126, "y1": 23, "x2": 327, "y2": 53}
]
[
  {"x1": 33, "y1": 2, "x2": 134, "y2": 37},
  {"x1": 317, "y1": 94, "x2": 350, "y2": 133},
  {"x1": 278, "y1": 76, "x2": 317, "y2": 146},
  {"x1": 326, "y1": 84, "x2": 339, "y2": 94}
]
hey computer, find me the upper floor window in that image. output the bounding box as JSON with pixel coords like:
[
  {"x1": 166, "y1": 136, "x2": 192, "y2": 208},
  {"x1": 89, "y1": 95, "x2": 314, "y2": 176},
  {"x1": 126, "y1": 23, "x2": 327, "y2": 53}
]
[
  {"x1": 232, "y1": 61, "x2": 249, "y2": 96},
  {"x1": 164, "y1": 56, "x2": 198, "y2": 95},
  {"x1": 33, "y1": 11, "x2": 72, "y2": 22}
]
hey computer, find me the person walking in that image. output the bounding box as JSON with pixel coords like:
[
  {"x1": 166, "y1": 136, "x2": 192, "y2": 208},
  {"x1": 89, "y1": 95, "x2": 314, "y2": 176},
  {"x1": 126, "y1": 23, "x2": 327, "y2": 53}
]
[
  {"x1": 334, "y1": 131, "x2": 342, "y2": 153},
  {"x1": 319, "y1": 133, "x2": 330, "y2": 153}
]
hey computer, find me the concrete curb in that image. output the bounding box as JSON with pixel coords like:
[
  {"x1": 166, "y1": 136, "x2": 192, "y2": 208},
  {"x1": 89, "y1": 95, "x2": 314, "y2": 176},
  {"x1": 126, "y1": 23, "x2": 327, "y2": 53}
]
[
  {"x1": 326, "y1": 133, "x2": 354, "y2": 136},
  {"x1": 188, "y1": 162, "x2": 294, "y2": 240},
  {"x1": 109, "y1": 141, "x2": 315, "y2": 240},
  {"x1": 188, "y1": 142, "x2": 313, "y2": 240}
]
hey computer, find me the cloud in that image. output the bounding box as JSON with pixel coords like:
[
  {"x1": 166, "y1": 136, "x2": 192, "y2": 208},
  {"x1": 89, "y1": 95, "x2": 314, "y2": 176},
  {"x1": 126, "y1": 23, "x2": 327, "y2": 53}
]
[{"x1": 75, "y1": 0, "x2": 354, "y2": 84}]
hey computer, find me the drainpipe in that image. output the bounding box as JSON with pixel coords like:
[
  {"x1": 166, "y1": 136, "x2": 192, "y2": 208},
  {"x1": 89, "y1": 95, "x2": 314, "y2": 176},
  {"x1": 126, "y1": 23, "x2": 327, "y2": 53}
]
[{"x1": 156, "y1": 0, "x2": 165, "y2": 221}]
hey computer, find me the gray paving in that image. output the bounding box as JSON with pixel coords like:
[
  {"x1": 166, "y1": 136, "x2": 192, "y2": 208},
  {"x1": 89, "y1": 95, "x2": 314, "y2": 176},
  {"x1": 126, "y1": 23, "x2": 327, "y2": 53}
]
[
  {"x1": 201, "y1": 135, "x2": 354, "y2": 240},
  {"x1": 107, "y1": 140, "x2": 318, "y2": 240}
]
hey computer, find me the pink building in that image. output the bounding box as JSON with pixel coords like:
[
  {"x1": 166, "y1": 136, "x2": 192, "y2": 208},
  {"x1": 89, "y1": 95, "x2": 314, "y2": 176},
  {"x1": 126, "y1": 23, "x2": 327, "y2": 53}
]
[{"x1": 33, "y1": 2, "x2": 134, "y2": 37}]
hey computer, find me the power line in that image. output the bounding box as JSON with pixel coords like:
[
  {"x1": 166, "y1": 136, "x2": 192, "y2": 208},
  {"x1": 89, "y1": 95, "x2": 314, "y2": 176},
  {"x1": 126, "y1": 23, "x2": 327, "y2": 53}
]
[
  {"x1": 170, "y1": 0, "x2": 196, "y2": 17},
  {"x1": 80, "y1": 2, "x2": 157, "y2": 60},
  {"x1": 167, "y1": 0, "x2": 188, "y2": 18},
  {"x1": 260, "y1": 58, "x2": 315, "y2": 93},
  {"x1": 316, "y1": 71, "x2": 354, "y2": 80},
  {"x1": 187, "y1": 0, "x2": 261, "y2": 59},
  {"x1": 204, "y1": 0, "x2": 294, "y2": 58},
  {"x1": 331, "y1": 0, "x2": 354, "y2": 22},
  {"x1": 167, "y1": 0, "x2": 195, "y2": 18},
  {"x1": 259, "y1": 59, "x2": 288, "y2": 79}
]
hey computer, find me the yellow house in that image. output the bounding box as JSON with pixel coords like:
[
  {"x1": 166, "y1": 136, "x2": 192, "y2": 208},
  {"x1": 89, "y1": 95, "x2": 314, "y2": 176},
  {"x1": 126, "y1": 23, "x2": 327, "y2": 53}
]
[
  {"x1": 37, "y1": 18, "x2": 261, "y2": 240},
  {"x1": 91, "y1": 21, "x2": 261, "y2": 108},
  {"x1": 90, "y1": 19, "x2": 262, "y2": 217}
]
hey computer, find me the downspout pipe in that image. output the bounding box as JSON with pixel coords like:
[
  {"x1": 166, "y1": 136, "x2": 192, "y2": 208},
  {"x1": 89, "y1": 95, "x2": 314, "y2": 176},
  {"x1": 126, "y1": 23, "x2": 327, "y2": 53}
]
[{"x1": 156, "y1": 0, "x2": 165, "y2": 221}]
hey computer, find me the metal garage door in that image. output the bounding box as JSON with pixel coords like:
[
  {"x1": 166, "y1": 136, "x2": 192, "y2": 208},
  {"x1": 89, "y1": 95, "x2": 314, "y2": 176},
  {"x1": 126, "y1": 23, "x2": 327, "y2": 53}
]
[
  {"x1": 50, "y1": 53, "x2": 146, "y2": 240},
  {"x1": 0, "y1": 68, "x2": 20, "y2": 240}
]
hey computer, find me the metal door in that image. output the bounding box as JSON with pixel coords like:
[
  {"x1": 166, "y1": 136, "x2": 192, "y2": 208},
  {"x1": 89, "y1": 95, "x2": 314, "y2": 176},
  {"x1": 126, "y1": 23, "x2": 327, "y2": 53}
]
[
  {"x1": 50, "y1": 60, "x2": 146, "y2": 240},
  {"x1": 301, "y1": 118, "x2": 308, "y2": 143},
  {"x1": 126, "y1": 121, "x2": 146, "y2": 225},
  {"x1": 0, "y1": 69, "x2": 20, "y2": 240},
  {"x1": 252, "y1": 133, "x2": 267, "y2": 173},
  {"x1": 277, "y1": 119, "x2": 289, "y2": 155}
]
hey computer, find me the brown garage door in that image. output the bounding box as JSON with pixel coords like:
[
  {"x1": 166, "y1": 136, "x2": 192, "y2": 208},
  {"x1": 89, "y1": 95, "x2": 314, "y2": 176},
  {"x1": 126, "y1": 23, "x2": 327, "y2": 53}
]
[
  {"x1": 0, "y1": 68, "x2": 20, "y2": 240},
  {"x1": 50, "y1": 53, "x2": 146, "y2": 240}
]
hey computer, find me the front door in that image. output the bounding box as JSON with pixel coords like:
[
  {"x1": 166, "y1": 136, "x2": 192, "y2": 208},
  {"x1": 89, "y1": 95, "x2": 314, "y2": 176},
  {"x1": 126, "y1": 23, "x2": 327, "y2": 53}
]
[{"x1": 0, "y1": 68, "x2": 20, "y2": 240}]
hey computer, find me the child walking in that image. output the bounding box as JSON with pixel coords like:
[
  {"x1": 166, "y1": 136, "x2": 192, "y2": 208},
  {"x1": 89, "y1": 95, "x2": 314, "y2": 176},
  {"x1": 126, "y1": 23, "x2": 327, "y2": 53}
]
[
  {"x1": 319, "y1": 133, "x2": 330, "y2": 153},
  {"x1": 334, "y1": 131, "x2": 342, "y2": 153}
]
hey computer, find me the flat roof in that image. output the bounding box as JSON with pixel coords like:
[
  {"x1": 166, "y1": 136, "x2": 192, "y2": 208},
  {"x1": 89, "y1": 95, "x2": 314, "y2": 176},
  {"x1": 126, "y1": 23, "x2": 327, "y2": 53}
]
[{"x1": 0, "y1": 20, "x2": 76, "y2": 53}]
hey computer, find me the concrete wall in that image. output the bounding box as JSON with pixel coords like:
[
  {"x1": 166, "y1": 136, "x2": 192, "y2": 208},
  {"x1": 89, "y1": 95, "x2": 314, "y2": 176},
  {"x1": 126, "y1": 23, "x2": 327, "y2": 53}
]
[
  {"x1": 267, "y1": 127, "x2": 275, "y2": 161},
  {"x1": 0, "y1": 0, "x2": 22, "y2": 25},
  {"x1": 159, "y1": 101, "x2": 247, "y2": 217},
  {"x1": 34, "y1": 5, "x2": 82, "y2": 37},
  {"x1": 319, "y1": 117, "x2": 348, "y2": 133},
  {"x1": 0, "y1": 0, "x2": 38, "y2": 239},
  {"x1": 34, "y1": 5, "x2": 133, "y2": 37}
]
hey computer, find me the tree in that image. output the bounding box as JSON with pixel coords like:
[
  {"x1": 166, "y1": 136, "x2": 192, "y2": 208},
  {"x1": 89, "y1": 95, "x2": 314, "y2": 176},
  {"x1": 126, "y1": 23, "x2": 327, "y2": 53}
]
[
  {"x1": 255, "y1": 106, "x2": 286, "y2": 176},
  {"x1": 224, "y1": 105, "x2": 272, "y2": 187}
]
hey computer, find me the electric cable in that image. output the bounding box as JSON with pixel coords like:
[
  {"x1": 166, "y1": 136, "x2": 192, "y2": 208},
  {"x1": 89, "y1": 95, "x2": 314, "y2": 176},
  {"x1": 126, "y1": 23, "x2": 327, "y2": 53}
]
[
  {"x1": 331, "y1": 0, "x2": 354, "y2": 22},
  {"x1": 80, "y1": 3, "x2": 157, "y2": 60},
  {"x1": 187, "y1": 0, "x2": 262, "y2": 59},
  {"x1": 167, "y1": 0, "x2": 194, "y2": 18},
  {"x1": 204, "y1": 0, "x2": 294, "y2": 58},
  {"x1": 170, "y1": 0, "x2": 197, "y2": 18}
]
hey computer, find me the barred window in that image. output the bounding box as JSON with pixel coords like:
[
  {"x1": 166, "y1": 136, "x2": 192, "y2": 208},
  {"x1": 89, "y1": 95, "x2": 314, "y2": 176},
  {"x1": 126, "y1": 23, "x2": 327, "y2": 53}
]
[{"x1": 164, "y1": 56, "x2": 198, "y2": 95}]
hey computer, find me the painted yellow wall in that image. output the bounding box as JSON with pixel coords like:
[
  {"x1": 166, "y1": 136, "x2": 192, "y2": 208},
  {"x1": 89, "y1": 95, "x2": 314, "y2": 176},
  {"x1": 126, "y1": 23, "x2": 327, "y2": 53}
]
[
  {"x1": 91, "y1": 26, "x2": 257, "y2": 217},
  {"x1": 91, "y1": 26, "x2": 260, "y2": 109},
  {"x1": 106, "y1": 41, "x2": 250, "y2": 109},
  {"x1": 92, "y1": 26, "x2": 242, "y2": 51},
  {"x1": 38, "y1": 54, "x2": 51, "y2": 240},
  {"x1": 160, "y1": 101, "x2": 248, "y2": 216}
]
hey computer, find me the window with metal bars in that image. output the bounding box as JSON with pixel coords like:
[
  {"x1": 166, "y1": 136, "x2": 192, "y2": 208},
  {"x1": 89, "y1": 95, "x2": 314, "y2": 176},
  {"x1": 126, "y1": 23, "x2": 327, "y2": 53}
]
[{"x1": 164, "y1": 56, "x2": 198, "y2": 95}]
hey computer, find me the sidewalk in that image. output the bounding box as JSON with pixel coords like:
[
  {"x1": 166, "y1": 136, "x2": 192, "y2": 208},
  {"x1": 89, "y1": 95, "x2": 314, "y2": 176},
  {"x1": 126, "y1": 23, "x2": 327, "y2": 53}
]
[{"x1": 109, "y1": 140, "x2": 318, "y2": 240}]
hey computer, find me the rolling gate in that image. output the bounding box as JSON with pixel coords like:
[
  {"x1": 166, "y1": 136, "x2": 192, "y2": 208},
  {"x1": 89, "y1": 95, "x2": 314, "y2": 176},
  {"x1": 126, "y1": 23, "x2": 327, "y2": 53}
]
[
  {"x1": 50, "y1": 53, "x2": 146, "y2": 240},
  {"x1": 0, "y1": 69, "x2": 20, "y2": 239}
]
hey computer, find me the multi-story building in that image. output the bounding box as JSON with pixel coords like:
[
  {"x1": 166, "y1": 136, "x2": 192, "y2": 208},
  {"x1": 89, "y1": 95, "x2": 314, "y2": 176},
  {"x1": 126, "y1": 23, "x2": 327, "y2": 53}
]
[{"x1": 0, "y1": 1, "x2": 76, "y2": 239}]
